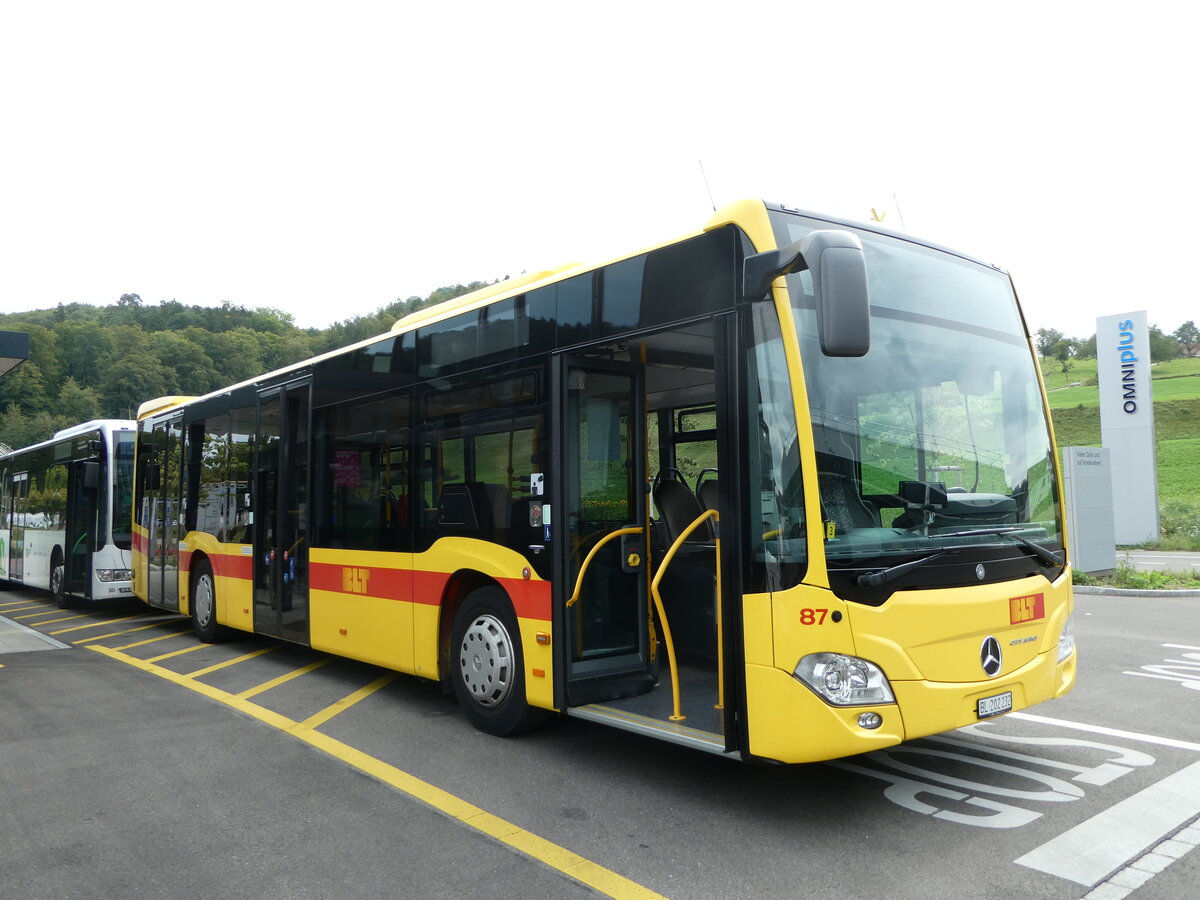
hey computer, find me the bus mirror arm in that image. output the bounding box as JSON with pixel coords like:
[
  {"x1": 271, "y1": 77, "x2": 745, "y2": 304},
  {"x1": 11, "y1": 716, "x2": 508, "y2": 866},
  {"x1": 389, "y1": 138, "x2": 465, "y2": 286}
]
[{"x1": 742, "y1": 230, "x2": 871, "y2": 358}]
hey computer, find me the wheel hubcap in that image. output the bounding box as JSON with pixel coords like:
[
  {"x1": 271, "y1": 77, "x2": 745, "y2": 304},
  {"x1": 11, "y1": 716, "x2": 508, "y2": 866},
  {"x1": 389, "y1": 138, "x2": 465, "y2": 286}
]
[
  {"x1": 458, "y1": 613, "x2": 513, "y2": 707},
  {"x1": 195, "y1": 576, "x2": 214, "y2": 627}
]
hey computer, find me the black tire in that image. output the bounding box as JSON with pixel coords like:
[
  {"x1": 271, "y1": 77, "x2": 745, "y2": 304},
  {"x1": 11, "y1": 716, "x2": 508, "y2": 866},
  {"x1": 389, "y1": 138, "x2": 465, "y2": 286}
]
[
  {"x1": 450, "y1": 586, "x2": 548, "y2": 736},
  {"x1": 191, "y1": 558, "x2": 222, "y2": 643},
  {"x1": 50, "y1": 549, "x2": 70, "y2": 609}
]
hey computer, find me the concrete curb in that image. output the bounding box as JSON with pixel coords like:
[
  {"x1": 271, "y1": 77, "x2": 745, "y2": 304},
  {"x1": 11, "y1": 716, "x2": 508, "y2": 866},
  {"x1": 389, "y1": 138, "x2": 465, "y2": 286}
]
[{"x1": 1074, "y1": 585, "x2": 1200, "y2": 598}]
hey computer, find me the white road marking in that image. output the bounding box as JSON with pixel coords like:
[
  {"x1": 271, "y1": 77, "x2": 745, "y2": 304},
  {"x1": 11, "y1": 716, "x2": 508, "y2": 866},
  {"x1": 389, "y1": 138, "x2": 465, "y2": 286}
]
[
  {"x1": 1014, "y1": 761, "x2": 1200, "y2": 885},
  {"x1": 1010, "y1": 712, "x2": 1200, "y2": 753}
]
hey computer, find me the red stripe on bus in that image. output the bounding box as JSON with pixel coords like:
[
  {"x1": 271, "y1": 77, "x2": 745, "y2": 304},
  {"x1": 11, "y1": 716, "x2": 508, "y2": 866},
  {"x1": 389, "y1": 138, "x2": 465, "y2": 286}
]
[
  {"x1": 210, "y1": 552, "x2": 253, "y2": 580},
  {"x1": 307, "y1": 562, "x2": 550, "y2": 620}
]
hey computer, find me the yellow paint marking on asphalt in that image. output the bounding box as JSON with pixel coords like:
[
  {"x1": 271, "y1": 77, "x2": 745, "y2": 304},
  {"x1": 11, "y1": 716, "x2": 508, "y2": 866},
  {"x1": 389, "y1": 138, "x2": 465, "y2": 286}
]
[
  {"x1": 89, "y1": 644, "x2": 666, "y2": 900},
  {"x1": 0, "y1": 599, "x2": 40, "y2": 609},
  {"x1": 183, "y1": 646, "x2": 277, "y2": 678},
  {"x1": 297, "y1": 673, "x2": 396, "y2": 729},
  {"x1": 73, "y1": 620, "x2": 185, "y2": 645},
  {"x1": 2, "y1": 603, "x2": 54, "y2": 615},
  {"x1": 235, "y1": 658, "x2": 332, "y2": 700},
  {"x1": 50, "y1": 615, "x2": 144, "y2": 635},
  {"x1": 146, "y1": 643, "x2": 210, "y2": 663},
  {"x1": 113, "y1": 629, "x2": 194, "y2": 651},
  {"x1": 15, "y1": 612, "x2": 89, "y2": 625}
]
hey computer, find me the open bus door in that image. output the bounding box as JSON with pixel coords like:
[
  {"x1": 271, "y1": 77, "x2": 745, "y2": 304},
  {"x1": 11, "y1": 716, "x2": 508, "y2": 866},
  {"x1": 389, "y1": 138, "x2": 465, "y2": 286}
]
[
  {"x1": 556, "y1": 357, "x2": 656, "y2": 706},
  {"x1": 146, "y1": 415, "x2": 183, "y2": 611},
  {"x1": 252, "y1": 379, "x2": 311, "y2": 644},
  {"x1": 62, "y1": 454, "x2": 100, "y2": 598}
]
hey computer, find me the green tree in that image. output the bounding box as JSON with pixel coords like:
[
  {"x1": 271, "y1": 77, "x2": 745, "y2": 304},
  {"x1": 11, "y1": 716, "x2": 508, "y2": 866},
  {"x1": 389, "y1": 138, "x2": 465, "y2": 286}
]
[
  {"x1": 54, "y1": 320, "x2": 111, "y2": 390},
  {"x1": 147, "y1": 331, "x2": 220, "y2": 395},
  {"x1": 56, "y1": 377, "x2": 103, "y2": 422},
  {"x1": 1173, "y1": 320, "x2": 1200, "y2": 356},
  {"x1": 191, "y1": 327, "x2": 264, "y2": 385},
  {"x1": 1148, "y1": 325, "x2": 1180, "y2": 362},
  {"x1": 0, "y1": 404, "x2": 34, "y2": 450},
  {"x1": 0, "y1": 361, "x2": 49, "y2": 414},
  {"x1": 1035, "y1": 328, "x2": 1064, "y2": 358},
  {"x1": 97, "y1": 327, "x2": 167, "y2": 416}
]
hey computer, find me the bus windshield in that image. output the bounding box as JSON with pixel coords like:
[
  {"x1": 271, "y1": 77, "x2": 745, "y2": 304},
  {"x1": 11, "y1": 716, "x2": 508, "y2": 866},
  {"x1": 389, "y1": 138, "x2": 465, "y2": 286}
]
[{"x1": 771, "y1": 210, "x2": 1063, "y2": 598}]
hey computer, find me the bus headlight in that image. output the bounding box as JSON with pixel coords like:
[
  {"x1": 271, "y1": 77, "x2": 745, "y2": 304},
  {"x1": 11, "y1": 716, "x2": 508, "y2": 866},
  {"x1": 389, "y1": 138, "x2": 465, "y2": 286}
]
[
  {"x1": 794, "y1": 653, "x2": 895, "y2": 706},
  {"x1": 1057, "y1": 614, "x2": 1076, "y2": 663},
  {"x1": 97, "y1": 569, "x2": 133, "y2": 582}
]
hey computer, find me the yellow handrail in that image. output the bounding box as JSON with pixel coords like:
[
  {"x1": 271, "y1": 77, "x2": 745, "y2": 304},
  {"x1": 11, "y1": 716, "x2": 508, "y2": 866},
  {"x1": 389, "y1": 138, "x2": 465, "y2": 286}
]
[
  {"x1": 650, "y1": 509, "x2": 720, "y2": 722},
  {"x1": 565, "y1": 526, "x2": 643, "y2": 609}
]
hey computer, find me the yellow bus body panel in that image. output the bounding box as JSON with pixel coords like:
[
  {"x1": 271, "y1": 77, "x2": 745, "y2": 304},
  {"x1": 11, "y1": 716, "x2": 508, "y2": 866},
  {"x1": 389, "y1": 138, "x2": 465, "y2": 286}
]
[
  {"x1": 744, "y1": 571, "x2": 1076, "y2": 763},
  {"x1": 306, "y1": 540, "x2": 554, "y2": 710},
  {"x1": 179, "y1": 533, "x2": 252, "y2": 633}
]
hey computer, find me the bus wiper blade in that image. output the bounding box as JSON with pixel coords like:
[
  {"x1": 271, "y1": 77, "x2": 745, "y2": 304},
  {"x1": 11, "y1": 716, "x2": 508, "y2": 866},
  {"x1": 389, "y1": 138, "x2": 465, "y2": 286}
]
[
  {"x1": 939, "y1": 527, "x2": 1064, "y2": 568},
  {"x1": 857, "y1": 551, "x2": 948, "y2": 588}
]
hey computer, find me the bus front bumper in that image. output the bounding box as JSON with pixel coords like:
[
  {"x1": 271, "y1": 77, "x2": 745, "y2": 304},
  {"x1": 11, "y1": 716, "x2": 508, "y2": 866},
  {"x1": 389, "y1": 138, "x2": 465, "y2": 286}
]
[{"x1": 743, "y1": 646, "x2": 1076, "y2": 765}]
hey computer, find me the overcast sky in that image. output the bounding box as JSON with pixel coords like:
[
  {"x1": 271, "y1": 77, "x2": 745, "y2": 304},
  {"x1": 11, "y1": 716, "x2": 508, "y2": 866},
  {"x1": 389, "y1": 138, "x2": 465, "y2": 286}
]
[{"x1": 2, "y1": 1, "x2": 1195, "y2": 341}]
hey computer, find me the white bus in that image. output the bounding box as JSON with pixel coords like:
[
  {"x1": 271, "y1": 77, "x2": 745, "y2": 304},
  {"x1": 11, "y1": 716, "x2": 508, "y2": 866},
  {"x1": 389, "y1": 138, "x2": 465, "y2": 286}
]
[{"x1": 1, "y1": 419, "x2": 137, "y2": 607}]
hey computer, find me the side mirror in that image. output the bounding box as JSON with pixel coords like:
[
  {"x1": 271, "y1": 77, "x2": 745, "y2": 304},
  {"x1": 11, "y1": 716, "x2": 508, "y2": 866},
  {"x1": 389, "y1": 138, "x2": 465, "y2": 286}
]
[
  {"x1": 82, "y1": 461, "x2": 100, "y2": 491},
  {"x1": 742, "y1": 229, "x2": 871, "y2": 357}
]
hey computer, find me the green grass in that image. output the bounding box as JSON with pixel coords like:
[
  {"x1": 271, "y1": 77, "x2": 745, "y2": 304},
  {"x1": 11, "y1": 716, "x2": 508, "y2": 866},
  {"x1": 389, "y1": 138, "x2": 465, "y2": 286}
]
[
  {"x1": 1040, "y1": 357, "x2": 1200, "y2": 550},
  {"x1": 1074, "y1": 563, "x2": 1200, "y2": 590},
  {"x1": 1042, "y1": 357, "x2": 1200, "y2": 409}
]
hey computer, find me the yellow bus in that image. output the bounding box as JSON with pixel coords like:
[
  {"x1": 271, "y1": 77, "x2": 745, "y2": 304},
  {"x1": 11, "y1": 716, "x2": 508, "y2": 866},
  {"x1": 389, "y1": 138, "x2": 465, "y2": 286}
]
[{"x1": 132, "y1": 199, "x2": 1075, "y2": 763}]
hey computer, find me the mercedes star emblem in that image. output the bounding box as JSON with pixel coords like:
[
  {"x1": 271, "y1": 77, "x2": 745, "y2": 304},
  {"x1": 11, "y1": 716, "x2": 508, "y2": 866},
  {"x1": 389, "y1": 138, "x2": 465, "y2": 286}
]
[{"x1": 980, "y1": 635, "x2": 1003, "y2": 677}]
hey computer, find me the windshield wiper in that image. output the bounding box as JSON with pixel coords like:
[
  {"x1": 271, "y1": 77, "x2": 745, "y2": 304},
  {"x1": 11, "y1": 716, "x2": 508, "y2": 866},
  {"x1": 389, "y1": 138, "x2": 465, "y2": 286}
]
[
  {"x1": 939, "y1": 527, "x2": 1064, "y2": 568},
  {"x1": 857, "y1": 551, "x2": 949, "y2": 588}
]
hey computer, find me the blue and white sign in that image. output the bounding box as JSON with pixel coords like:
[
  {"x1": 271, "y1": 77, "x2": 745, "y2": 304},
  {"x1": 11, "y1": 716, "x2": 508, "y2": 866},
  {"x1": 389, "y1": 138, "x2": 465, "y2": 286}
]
[{"x1": 1095, "y1": 311, "x2": 1159, "y2": 544}]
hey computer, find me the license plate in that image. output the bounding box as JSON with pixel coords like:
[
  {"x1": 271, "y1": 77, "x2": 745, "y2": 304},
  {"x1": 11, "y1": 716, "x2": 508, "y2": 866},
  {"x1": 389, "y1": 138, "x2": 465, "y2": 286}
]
[{"x1": 977, "y1": 691, "x2": 1013, "y2": 719}]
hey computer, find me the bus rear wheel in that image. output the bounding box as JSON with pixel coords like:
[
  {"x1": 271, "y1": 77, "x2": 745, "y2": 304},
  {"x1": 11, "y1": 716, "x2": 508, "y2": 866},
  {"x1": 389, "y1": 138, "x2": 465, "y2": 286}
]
[
  {"x1": 450, "y1": 587, "x2": 547, "y2": 736},
  {"x1": 191, "y1": 559, "x2": 222, "y2": 643}
]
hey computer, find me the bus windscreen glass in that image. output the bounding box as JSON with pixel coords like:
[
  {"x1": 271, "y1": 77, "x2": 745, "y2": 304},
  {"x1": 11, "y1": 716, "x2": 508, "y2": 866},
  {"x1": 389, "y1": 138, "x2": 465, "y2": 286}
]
[{"x1": 773, "y1": 211, "x2": 1063, "y2": 599}]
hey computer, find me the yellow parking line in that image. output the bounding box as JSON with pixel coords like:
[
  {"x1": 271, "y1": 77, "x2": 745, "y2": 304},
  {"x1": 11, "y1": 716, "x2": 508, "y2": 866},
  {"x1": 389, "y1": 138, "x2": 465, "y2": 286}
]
[
  {"x1": 113, "y1": 629, "x2": 193, "y2": 651},
  {"x1": 298, "y1": 673, "x2": 396, "y2": 730},
  {"x1": 51, "y1": 615, "x2": 144, "y2": 635},
  {"x1": 184, "y1": 646, "x2": 277, "y2": 678},
  {"x1": 236, "y1": 658, "x2": 332, "y2": 700},
  {"x1": 2, "y1": 603, "x2": 54, "y2": 615},
  {"x1": 73, "y1": 620, "x2": 185, "y2": 645},
  {"x1": 146, "y1": 643, "x2": 209, "y2": 663},
  {"x1": 88, "y1": 644, "x2": 664, "y2": 900},
  {"x1": 15, "y1": 612, "x2": 90, "y2": 625}
]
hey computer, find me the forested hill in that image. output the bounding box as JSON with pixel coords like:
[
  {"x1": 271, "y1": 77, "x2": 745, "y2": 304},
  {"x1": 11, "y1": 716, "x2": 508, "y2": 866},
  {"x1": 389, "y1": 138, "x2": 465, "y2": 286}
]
[{"x1": 0, "y1": 285, "x2": 488, "y2": 450}]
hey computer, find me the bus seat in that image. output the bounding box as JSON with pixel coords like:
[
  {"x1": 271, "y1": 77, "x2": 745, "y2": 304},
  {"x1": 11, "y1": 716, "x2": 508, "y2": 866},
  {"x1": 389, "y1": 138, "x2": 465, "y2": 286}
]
[
  {"x1": 818, "y1": 472, "x2": 880, "y2": 534},
  {"x1": 654, "y1": 478, "x2": 713, "y2": 545},
  {"x1": 696, "y1": 476, "x2": 719, "y2": 515}
]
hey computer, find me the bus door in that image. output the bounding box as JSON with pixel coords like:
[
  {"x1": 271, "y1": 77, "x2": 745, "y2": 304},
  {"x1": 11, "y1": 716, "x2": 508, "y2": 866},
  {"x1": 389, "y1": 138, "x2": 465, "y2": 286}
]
[
  {"x1": 9, "y1": 472, "x2": 28, "y2": 582},
  {"x1": 63, "y1": 454, "x2": 100, "y2": 598},
  {"x1": 557, "y1": 357, "x2": 655, "y2": 705},
  {"x1": 253, "y1": 379, "x2": 311, "y2": 643},
  {"x1": 147, "y1": 415, "x2": 183, "y2": 611}
]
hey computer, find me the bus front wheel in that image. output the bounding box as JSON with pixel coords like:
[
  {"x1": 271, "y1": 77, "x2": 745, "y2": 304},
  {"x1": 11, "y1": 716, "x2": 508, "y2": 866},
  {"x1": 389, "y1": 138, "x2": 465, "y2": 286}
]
[
  {"x1": 191, "y1": 559, "x2": 222, "y2": 643},
  {"x1": 50, "y1": 550, "x2": 69, "y2": 609},
  {"x1": 450, "y1": 587, "x2": 547, "y2": 736}
]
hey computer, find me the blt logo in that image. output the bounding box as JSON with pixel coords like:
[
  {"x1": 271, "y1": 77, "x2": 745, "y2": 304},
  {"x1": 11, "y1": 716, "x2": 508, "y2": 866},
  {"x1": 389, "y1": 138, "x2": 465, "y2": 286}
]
[{"x1": 343, "y1": 567, "x2": 371, "y2": 594}]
